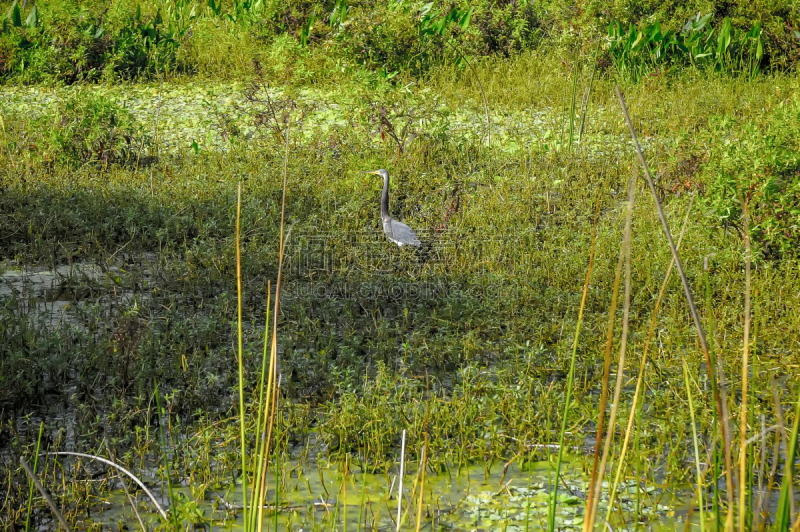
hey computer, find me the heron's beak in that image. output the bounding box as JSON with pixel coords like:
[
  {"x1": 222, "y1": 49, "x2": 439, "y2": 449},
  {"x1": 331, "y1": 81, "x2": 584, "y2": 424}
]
[{"x1": 361, "y1": 170, "x2": 380, "y2": 175}]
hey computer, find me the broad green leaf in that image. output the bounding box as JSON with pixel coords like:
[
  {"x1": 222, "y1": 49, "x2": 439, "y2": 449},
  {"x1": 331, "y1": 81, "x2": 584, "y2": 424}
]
[
  {"x1": 11, "y1": 3, "x2": 22, "y2": 27},
  {"x1": 459, "y1": 7, "x2": 473, "y2": 30},
  {"x1": 25, "y1": 5, "x2": 36, "y2": 27}
]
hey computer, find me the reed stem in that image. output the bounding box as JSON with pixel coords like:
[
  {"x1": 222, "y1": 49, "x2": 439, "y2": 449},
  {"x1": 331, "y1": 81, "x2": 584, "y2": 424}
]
[
  {"x1": 684, "y1": 361, "x2": 706, "y2": 532},
  {"x1": 615, "y1": 85, "x2": 734, "y2": 530},
  {"x1": 235, "y1": 183, "x2": 249, "y2": 527},
  {"x1": 589, "y1": 173, "x2": 635, "y2": 527},
  {"x1": 740, "y1": 199, "x2": 751, "y2": 532},
  {"x1": 605, "y1": 197, "x2": 693, "y2": 523}
]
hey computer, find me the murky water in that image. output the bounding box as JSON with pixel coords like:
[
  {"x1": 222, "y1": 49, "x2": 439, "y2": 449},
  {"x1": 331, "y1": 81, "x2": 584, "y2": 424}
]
[{"x1": 0, "y1": 82, "x2": 661, "y2": 158}]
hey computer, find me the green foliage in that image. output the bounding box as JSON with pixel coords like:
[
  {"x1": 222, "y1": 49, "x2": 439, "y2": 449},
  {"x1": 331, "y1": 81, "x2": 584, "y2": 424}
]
[
  {"x1": 208, "y1": 0, "x2": 265, "y2": 25},
  {"x1": 0, "y1": 301, "x2": 64, "y2": 405},
  {"x1": 32, "y1": 92, "x2": 146, "y2": 168},
  {"x1": 0, "y1": 0, "x2": 198, "y2": 82},
  {"x1": 113, "y1": 1, "x2": 198, "y2": 77},
  {"x1": 606, "y1": 15, "x2": 765, "y2": 81},
  {"x1": 0, "y1": 0, "x2": 797, "y2": 83},
  {"x1": 2, "y1": 1, "x2": 37, "y2": 30},
  {"x1": 700, "y1": 101, "x2": 800, "y2": 259},
  {"x1": 0, "y1": 2, "x2": 114, "y2": 83},
  {"x1": 322, "y1": 1, "x2": 538, "y2": 77}
]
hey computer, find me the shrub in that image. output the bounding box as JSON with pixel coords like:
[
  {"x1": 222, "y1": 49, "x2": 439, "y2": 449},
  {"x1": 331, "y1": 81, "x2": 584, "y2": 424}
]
[
  {"x1": 701, "y1": 102, "x2": 800, "y2": 259},
  {"x1": 0, "y1": 0, "x2": 197, "y2": 83},
  {"x1": 0, "y1": 0, "x2": 796, "y2": 83},
  {"x1": 111, "y1": 2, "x2": 197, "y2": 78},
  {"x1": 32, "y1": 92, "x2": 147, "y2": 168},
  {"x1": 263, "y1": 0, "x2": 542, "y2": 77},
  {"x1": 605, "y1": 15, "x2": 766, "y2": 81},
  {"x1": 0, "y1": 1, "x2": 114, "y2": 83}
]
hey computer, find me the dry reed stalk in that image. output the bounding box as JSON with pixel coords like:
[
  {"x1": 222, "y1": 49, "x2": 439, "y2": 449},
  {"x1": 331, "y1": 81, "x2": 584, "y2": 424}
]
[
  {"x1": 615, "y1": 85, "x2": 734, "y2": 530},
  {"x1": 256, "y1": 110, "x2": 292, "y2": 532},
  {"x1": 583, "y1": 217, "x2": 626, "y2": 532},
  {"x1": 605, "y1": 197, "x2": 694, "y2": 523},
  {"x1": 587, "y1": 173, "x2": 635, "y2": 528}
]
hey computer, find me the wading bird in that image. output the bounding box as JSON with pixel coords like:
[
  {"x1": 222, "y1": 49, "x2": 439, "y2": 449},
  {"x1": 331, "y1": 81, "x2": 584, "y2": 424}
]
[{"x1": 364, "y1": 169, "x2": 421, "y2": 247}]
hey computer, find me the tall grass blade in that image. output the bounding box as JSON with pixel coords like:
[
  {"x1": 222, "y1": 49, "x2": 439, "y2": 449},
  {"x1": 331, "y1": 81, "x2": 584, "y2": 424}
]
[
  {"x1": 578, "y1": 42, "x2": 601, "y2": 144},
  {"x1": 358, "y1": 466, "x2": 367, "y2": 532},
  {"x1": 415, "y1": 376, "x2": 430, "y2": 532},
  {"x1": 704, "y1": 255, "x2": 723, "y2": 531},
  {"x1": 275, "y1": 402, "x2": 281, "y2": 532},
  {"x1": 397, "y1": 429, "x2": 406, "y2": 532},
  {"x1": 583, "y1": 209, "x2": 626, "y2": 532},
  {"x1": 25, "y1": 421, "x2": 44, "y2": 532},
  {"x1": 235, "y1": 182, "x2": 249, "y2": 527},
  {"x1": 774, "y1": 385, "x2": 800, "y2": 531},
  {"x1": 249, "y1": 281, "x2": 271, "y2": 531},
  {"x1": 683, "y1": 360, "x2": 706, "y2": 532},
  {"x1": 567, "y1": 44, "x2": 579, "y2": 152},
  {"x1": 343, "y1": 456, "x2": 348, "y2": 532},
  {"x1": 154, "y1": 380, "x2": 178, "y2": 528},
  {"x1": 256, "y1": 107, "x2": 292, "y2": 532},
  {"x1": 20, "y1": 457, "x2": 71, "y2": 532},
  {"x1": 754, "y1": 415, "x2": 767, "y2": 531},
  {"x1": 547, "y1": 201, "x2": 601, "y2": 532}
]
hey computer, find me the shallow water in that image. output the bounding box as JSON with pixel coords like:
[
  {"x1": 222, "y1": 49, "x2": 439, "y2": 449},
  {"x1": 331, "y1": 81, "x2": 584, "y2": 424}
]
[
  {"x1": 86, "y1": 459, "x2": 691, "y2": 531},
  {"x1": 0, "y1": 258, "x2": 155, "y2": 331}
]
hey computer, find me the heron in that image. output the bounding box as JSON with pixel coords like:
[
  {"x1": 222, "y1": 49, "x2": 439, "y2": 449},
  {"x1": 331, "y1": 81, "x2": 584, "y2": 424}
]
[{"x1": 364, "y1": 169, "x2": 421, "y2": 247}]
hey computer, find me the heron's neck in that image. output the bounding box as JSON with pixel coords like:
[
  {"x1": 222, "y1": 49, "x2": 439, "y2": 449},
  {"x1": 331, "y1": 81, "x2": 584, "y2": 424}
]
[{"x1": 380, "y1": 174, "x2": 390, "y2": 222}]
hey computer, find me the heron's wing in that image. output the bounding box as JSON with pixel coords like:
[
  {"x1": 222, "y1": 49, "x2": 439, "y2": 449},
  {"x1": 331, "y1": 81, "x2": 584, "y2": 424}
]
[{"x1": 386, "y1": 219, "x2": 421, "y2": 247}]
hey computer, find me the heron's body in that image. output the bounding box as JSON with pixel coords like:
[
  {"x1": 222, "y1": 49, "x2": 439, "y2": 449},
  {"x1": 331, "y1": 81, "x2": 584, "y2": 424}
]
[
  {"x1": 368, "y1": 169, "x2": 421, "y2": 247},
  {"x1": 383, "y1": 218, "x2": 419, "y2": 247}
]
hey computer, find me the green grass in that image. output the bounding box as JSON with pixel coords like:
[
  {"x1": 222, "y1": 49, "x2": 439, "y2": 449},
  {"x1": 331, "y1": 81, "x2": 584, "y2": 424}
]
[{"x1": 1, "y1": 38, "x2": 800, "y2": 530}]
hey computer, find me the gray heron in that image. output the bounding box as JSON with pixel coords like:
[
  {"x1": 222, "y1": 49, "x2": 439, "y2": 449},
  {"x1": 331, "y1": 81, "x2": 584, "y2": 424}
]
[{"x1": 364, "y1": 169, "x2": 421, "y2": 247}]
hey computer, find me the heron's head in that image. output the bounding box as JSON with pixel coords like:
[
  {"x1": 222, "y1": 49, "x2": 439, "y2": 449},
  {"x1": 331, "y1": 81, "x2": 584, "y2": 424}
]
[{"x1": 363, "y1": 169, "x2": 389, "y2": 181}]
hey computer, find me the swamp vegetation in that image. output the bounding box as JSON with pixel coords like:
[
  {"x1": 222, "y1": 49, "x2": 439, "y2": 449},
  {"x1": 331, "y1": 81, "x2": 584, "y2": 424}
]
[{"x1": 1, "y1": 0, "x2": 800, "y2": 530}]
